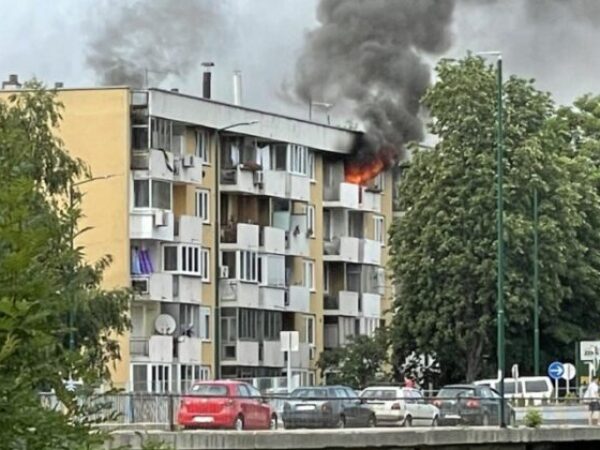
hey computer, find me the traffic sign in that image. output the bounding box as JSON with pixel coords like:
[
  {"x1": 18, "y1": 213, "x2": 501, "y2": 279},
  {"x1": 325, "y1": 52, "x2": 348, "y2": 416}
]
[
  {"x1": 580, "y1": 341, "x2": 600, "y2": 361},
  {"x1": 562, "y1": 363, "x2": 576, "y2": 381},
  {"x1": 548, "y1": 361, "x2": 564, "y2": 380}
]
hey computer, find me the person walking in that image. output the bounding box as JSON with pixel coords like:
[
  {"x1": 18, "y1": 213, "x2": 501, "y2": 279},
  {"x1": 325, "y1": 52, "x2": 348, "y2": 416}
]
[{"x1": 584, "y1": 377, "x2": 600, "y2": 425}]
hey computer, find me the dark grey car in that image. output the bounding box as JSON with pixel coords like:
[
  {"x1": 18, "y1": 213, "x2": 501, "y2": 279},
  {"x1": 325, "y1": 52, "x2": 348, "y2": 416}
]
[{"x1": 282, "y1": 385, "x2": 376, "y2": 429}]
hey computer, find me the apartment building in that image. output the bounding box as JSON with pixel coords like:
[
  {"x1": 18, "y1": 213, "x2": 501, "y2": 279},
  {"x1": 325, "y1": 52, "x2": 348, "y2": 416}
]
[{"x1": 1, "y1": 79, "x2": 394, "y2": 392}]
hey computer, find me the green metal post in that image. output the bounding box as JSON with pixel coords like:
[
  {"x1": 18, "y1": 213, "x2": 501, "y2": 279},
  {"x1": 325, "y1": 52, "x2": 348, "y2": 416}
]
[
  {"x1": 533, "y1": 188, "x2": 540, "y2": 376},
  {"x1": 496, "y1": 56, "x2": 506, "y2": 428}
]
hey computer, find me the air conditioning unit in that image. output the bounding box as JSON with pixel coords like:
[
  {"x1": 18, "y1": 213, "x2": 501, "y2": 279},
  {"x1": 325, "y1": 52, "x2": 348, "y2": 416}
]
[
  {"x1": 253, "y1": 170, "x2": 264, "y2": 186},
  {"x1": 182, "y1": 154, "x2": 196, "y2": 168},
  {"x1": 153, "y1": 210, "x2": 167, "y2": 227},
  {"x1": 131, "y1": 278, "x2": 149, "y2": 295},
  {"x1": 219, "y1": 266, "x2": 229, "y2": 279}
]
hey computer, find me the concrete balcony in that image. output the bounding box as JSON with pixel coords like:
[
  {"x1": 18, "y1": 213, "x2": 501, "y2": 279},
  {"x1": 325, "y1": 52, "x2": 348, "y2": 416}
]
[
  {"x1": 130, "y1": 210, "x2": 175, "y2": 241},
  {"x1": 287, "y1": 174, "x2": 310, "y2": 202},
  {"x1": 131, "y1": 272, "x2": 173, "y2": 302},
  {"x1": 324, "y1": 291, "x2": 359, "y2": 317},
  {"x1": 176, "y1": 275, "x2": 202, "y2": 304},
  {"x1": 259, "y1": 286, "x2": 286, "y2": 310},
  {"x1": 323, "y1": 237, "x2": 360, "y2": 263},
  {"x1": 220, "y1": 165, "x2": 261, "y2": 195},
  {"x1": 261, "y1": 170, "x2": 287, "y2": 198},
  {"x1": 174, "y1": 215, "x2": 202, "y2": 244},
  {"x1": 220, "y1": 223, "x2": 259, "y2": 251},
  {"x1": 260, "y1": 226, "x2": 286, "y2": 254},
  {"x1": 220, "y1": 280, "x2": 260, "y2": 308},
  {"x1": 177, "y1": 336, "x2": 202, "y2": 363},
  {"x1": 290, "y1": 343, "x2": 312, "y2": 369},
  {"x1": 174, "y1": 155, "x2": 203, "y2": 184},
  {"x1": 360, "y1": 239, "x2": 382, "y2": 265},
  {"x1": 131, "y1": 149, "x2": 174, "y2": 181},
  {"x1": 286, "y1": 285, "x2": 310, "y2": 314},
  {"x1": 221, "y1": 340, "x2": 260, "y2": 367},
  {"x1": 323, "y1": 182, "x2": 360, "y2": 209},
  {"x1": 360, "y1": 187, "x2": 382, "y2": 213},
  {"x1": 260, "y1": 170, "x2": 310, "y2": 201},
  {"x1": 361, "y1": 293, "x2": 382, "y2": 318},
  {"x1": 262, "y1": 340, "x2": 284, "y2": 367},
  {"x1": 130, "y1": 335, "x2": 174, "y2": 362}
]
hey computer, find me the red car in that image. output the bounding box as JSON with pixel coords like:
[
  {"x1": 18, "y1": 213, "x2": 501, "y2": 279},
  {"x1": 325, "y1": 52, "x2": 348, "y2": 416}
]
[{"x1": 177, "y1": 380, "x2": 277, "y2": 430}]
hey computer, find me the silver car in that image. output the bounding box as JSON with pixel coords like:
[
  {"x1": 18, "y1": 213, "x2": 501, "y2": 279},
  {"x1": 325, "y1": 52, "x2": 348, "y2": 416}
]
[{"x1": 360, "y1": 386, "x2": 439, "y2": 427}]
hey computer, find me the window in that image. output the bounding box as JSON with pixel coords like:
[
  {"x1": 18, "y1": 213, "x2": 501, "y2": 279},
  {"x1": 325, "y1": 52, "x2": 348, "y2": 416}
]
[
  {"x1": 195, "y1": 189, "x2": 210, "y2": 223},
  {"x1": 308, "y1": 150, "x2": 316, "y2": 180},
  {"x1": 151, "y1": 117, "x2": 173, "y2": 151},
  {"x1": 179, "y1": 365, "x2": 205, "y2": 393},
  {"x1": 151, "y1": 180, "x2": 172, "y2": 210},
  {"x1": 239, "y1": 251, "x2": 258, "y2": 282},
  {"x1": 374, "y1": 216, "x2": 385, "y2": 244},
  {"x1": 132, "y1": 364, "x2": 148, "y2": 392},
  {"x1": 307, "y1": 205, "x2": 315, "y2": 238},
  {"x1": 323, "y1": 209, "x2": 331, "y2": 241},
  {"x1": 133, "y1": 180, "x2": 149, "y2": 208},
  {"x1": 200, "y1": 306, "x2": 211, "y2": 340},
  {"x1": 163, "y1": 244, "x2": 201, "y2": 276},
  {"x1": 323, "y1": 264, "x2": 329, "y2": 293},
  {"x1": 288, "y1": 144, "x2": 308, "y2": 176},
  {"x1": 180, "y1": 304, "x2": 200, "y2": 336},
  {"x1": 263, "y1": 311, "x2": 282, "y2": 340},
  {"x1": 304, "y1": 260, "x2": 315, "y2": 292},
  {"x1": 305, "y1": 315, "x2": 315, "y2": 345},
  {"x1": 150, "y1": 364, "x2": 171, "y2": 393},
  {"x1": 195, "y1": 130, "x2": 209, "y2": 163},
  {"x1": 239, "y1": 308, "x2": 259, "y2": 340},
  {"x1": 258, "y1": 255, "x2": 285, "y2": 287},
  {"x1": 201, "y1": 248, "x2": 210, "y2": 282}
]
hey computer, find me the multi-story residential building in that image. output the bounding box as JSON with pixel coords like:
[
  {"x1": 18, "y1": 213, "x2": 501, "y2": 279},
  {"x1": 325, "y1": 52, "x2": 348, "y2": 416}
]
[{"x1": 1, "y1": 77, "x2": 394, "y2": 392}]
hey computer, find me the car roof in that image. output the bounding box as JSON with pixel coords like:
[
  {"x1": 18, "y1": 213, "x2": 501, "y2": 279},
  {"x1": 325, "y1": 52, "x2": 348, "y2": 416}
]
[
  {"x1": 191, "y1": 380, "x2": 248, "y2": 386},
  {"x1": 363, "y1": 386, "x2": 406, "y2": 390},
  {"x1": 441, "y1": 384, "x2": 479, "y2": 389}
]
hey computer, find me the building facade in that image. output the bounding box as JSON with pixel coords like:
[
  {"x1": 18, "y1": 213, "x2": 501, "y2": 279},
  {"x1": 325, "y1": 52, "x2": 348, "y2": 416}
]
[{"x1": 1, "y1": 83, "x2": 394, "y2": 392}]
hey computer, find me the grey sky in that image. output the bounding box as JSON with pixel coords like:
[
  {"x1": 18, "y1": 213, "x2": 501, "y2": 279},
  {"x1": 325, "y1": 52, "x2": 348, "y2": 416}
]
[{"x1": 2, "y1": 0, "x2": 600, "y2": 121}]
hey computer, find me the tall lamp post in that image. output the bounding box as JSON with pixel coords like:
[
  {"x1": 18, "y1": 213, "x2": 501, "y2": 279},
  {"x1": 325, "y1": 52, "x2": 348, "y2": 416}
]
[
  {"x1": 478, "y1": 51, "x2": 506, "y2": 427},
  {"x1": 533, "y1": 188, "x2": 540, "y2": 375},
  {"x1": 213, "y1": 120, "x2": 260, "y2": 379}
]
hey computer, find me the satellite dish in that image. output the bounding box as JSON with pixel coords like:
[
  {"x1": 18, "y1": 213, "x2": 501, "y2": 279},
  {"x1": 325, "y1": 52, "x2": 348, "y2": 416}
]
[{"x1": 155, "y1": 314, "x2": 177, "y2": 335}]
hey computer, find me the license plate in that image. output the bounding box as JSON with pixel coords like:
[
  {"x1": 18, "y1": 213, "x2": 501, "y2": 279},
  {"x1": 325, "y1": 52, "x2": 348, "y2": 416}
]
[
  {"x1": 296, "y1": 405, "x2": 315, "y2": 411},
  {"x1": 443, "y1": 415, "x2": 461, "y2": 420},
  {"x1": 193, "y1": 416, "x2": 214, "y2": 423}
]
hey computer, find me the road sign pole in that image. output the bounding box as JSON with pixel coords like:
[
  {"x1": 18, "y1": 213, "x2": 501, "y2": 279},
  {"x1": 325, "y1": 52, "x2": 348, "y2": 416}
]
[{"x1": 287, "y1": 334, "x2": 292, "y2": 392}]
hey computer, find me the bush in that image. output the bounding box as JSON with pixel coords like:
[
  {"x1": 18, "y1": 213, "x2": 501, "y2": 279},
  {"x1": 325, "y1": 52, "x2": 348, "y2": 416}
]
[{"x1": 524, "y1": 409, "x2": 543, "y2": 428}]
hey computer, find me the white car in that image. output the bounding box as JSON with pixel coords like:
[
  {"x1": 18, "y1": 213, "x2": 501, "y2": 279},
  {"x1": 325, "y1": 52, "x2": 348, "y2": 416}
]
[{"x1": 360, "y1": 386, "x2": 440, "y2": 427}]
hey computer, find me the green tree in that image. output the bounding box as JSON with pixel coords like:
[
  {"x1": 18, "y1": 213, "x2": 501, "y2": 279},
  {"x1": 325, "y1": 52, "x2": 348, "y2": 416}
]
[
  {"x1": 0, "y1": 83, "x2": 130, "y2": 449},
  {"x1": 389, "y1": 56, "x2": 600, "y2": 383}
]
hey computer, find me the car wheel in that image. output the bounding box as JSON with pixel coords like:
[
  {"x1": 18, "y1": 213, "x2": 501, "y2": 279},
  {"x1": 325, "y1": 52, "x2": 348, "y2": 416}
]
[
  {"x1": 482, "y1": 414, "x2": 490, "y2": 426},
  {"x1": 431, "y1": 416, "x2": 439, "y2": 427},
  {"x1": 234, "y1": 415, "x2": 244, "y2": 431},
  {"x1": 403, "y1": 416, "x2": 413, "y2": 428},
  {"x1": 367, "y1": 414, "x2": 376, "y2": 428},
  {"x1": 336, "y1": 415, "x2": 346, "y2": 428},
  {"x1": 269, "y1": 415, "x2": 278, "y2": 430}
]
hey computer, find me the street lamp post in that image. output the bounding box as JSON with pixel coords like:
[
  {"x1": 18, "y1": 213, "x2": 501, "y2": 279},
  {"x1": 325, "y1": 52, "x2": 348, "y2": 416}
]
[
  {"x1": 533, "y1": 187, "x2": 540, "y2": 375},
  {"x1": 212, "y1": 120, "x2": 259, "y2": 379}
]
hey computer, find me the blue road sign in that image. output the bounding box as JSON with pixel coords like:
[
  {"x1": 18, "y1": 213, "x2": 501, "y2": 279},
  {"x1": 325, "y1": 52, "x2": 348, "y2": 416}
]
[{"x1": 548, "y1": 361, "x2": 564, "y2": 380}]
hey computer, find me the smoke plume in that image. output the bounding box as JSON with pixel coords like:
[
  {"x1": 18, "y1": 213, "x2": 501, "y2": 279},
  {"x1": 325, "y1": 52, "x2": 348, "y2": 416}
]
[
  {"x1": 86, "y1": 0, "x2": 224, "y2": 87},
  {"x1": 294, "y1": 0, "x2": 455, "y2": 164}
]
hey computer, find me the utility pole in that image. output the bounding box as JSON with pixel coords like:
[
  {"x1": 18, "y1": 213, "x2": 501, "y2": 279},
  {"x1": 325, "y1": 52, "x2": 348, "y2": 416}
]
[{"x1": 533, "y1": 187, "x2": 540, "y2": 375}]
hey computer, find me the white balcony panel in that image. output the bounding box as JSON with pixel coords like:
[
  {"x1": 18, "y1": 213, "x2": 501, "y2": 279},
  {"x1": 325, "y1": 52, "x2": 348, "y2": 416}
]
[
  {"x1": 323, "y1": 237, "x2": 360, "y2": 263},
  {"x1": 286, "y1": 286, "x2": 310, "y2": 314},
  {"x1": 177, "y1": 336, "x2": 202, "y2": 364},
  {"x1": 132, "y1": 272, "x2": 173, "y2": 302},
  {"x1": 324, "y1": 291, "x2": 359, "y2": 317},
  {"x1": 220, "y1": 280, "x2": 260, "y2": 308},
  {"x1": 220, "y1": 166, "x2": 258, "y2": 195},
  {"x1": 360, "y1": 188, "x2": 382, "y2": 212},
  {"x1": 131, "y1": 149, "x2": 174, "y2": 181},
  {"x1": 221, "y1": 223, "x2": 259, "y2": 250},
  {"x1": 262, "y1": 170, "x2": 287, "y2": 198},
  {"x1": 261, "y1": 226, "x2": 286, "y2": 254},
  {"x1": 287, "y1": 215, "x2": 309, "y2": 256},
  {"x1": 287, "y1": 174, "x2": 310, "y2": 202},
  {"x1": 323, "y1": 182, "x2": 360, "y2": 209},
  {"x1": 290, "y1": 343, "x2": 311, "y2": 369},
  {"x1": 361, "y1": 239, "x2": 382, "y2": 265},
  {"x1": 175, "y1": 155, "x2": 203, "y2": 184},
  {"x1": 149, "y1": 335, "x2": 173, "y2": 363},
  {"x1": 222, "y1": 340, "x2": 260, "y2": 366},
  {"x1": 259, "y1": 286, "x2": 285, "y2": 310},
  {"x1": 361, "y1": 293, "x2": 381, "y2": 318},
  {"x1": 177, "y1": 276, "x2": 202, "y2": 304},
  {"x1": 130, "y1": 210, "x2": 175, "y2": 241},
  {"x1": 176, "y1": 215, "x2": 203, "y2": 244},
  {"x1": 262, "y1": 340, "x2": 284, "y2": 367}
]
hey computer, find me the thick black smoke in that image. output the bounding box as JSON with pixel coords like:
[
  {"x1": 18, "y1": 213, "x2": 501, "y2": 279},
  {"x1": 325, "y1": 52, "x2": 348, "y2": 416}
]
[
  {"x1": 295, "y1": 0, "x2": 455, "y2": 163},
  {"x1": 86, "y1": 0, "x2": 224, "y2": 87}
]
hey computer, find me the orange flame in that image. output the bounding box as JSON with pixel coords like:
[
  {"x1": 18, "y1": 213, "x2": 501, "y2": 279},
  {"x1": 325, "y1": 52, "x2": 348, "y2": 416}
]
[{"x1": 344, "y1": 147, "x2": 395, "y2": 185}]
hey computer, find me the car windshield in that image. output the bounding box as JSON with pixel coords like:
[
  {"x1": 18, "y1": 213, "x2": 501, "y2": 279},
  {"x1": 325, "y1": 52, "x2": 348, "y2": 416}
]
[
  {"x1": 291, "y1": 388, "x2": 328, "y2": 399},
  {"x1": 437, "y1": 388, "x2": 476, "y2": 398},
  {"x1": 190, "y1": 384, "x2": 228, "y2": 396},
  {"x1": 361, "y1": 389, "x2": 398, "y2": 399}
]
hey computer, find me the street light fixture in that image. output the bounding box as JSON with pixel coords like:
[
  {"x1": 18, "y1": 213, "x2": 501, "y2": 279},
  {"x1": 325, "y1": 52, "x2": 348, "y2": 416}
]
[
  {"x1": 213, "y1": 120, "x2": 260, "y2": 379},
  {"x1": 477, "y1": 50, "x2": 506, "y2": 428}
]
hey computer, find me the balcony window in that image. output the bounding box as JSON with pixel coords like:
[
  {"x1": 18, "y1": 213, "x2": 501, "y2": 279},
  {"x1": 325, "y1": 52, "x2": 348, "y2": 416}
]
[
  {"x1": 200, "y1": 306, "x2": 211, "y2": 340},
  {"x1": 195, "y1": 130, "x2": 209, "y2": 164},
  {"x1": 304, "y1": 260, "x2": 315, "y2": 292},
  {"x1": 258, "y1": 254, "x2": 285, "y2": 287},
  {"x1": 133, "y1": 179, "x2": 172, "y2": 210},
  {"x1": 151, "y1": 117, "x2": 173, "y2": 151},
  {"x1": 288, "y1": 144, "x2": 308, "y2": 176},
  {"x1": 239, "y1": 308, "x2": 259, "y2": 340},
  {"x1": 263, "y1": 311, "x2": 282, "y2": 340},
  {"x1": 162, "y1": 244, "x2": 201, "y2": 276},
  {"x1": 152, "y1": 180, "x2": 171, "y2": 210},
  {"x1": 179, "y1": 364, "x2": 205, "y2": 393},
  {"x1": 238, "y1": 250, "x2": 258, "y2": 282},
  {"x1": 195, "y1": 188, "x2": 210, "y2": 223},
  {"x1": 180, "y1": 303, "x2": 201, "y2": 336},
  {"x1": 201, "y1": 248, "x2": 210, "y2": 282},
  {"x1": 132, "y1": 364, "x2": 148, "y2": 392},
  {"x1": 304, "y1": 315, "x2": 315, "y2": 345},
  {"x1": 133, "y1": 180, "x2": 150, "y2": 208},
  {"x1": 374, "y1": 215, "x2": 385, "y2": 243},
  {"x1": 307, "y1": 205, "x2": 315, "y2": 238},
  {"x1": 308, "y1": 150, "x2": 316, "y2": 180},
  {"x1": 132, "y1": 127, "x2": 148, "y2": 150}
]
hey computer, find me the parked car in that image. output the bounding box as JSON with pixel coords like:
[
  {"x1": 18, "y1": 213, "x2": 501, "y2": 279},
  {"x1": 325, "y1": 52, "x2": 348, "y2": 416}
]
[
  {"x1": 265, "y1": 387, "x2": 289, "y2": 428},
  {"x1": 177, "y1": 380, "x2": 277, "y2": 430},
  {"x1": 282, "y1": 385, "x2": 376, "y2": 429},
  {"x1": 434, "y1": 384, "x2": 514, "y2": 426},
  {"x1": 474, "y1": 377, "x2": 553, "y2": 405},
  {"x1": 360, "y1": 386, "x2": 440, "y2": 427}
]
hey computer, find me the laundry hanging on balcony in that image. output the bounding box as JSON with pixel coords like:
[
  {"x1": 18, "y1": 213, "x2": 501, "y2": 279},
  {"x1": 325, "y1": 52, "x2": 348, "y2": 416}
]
[{"x1": 131, "y1": 248, "x2": 154, "y2": 275}]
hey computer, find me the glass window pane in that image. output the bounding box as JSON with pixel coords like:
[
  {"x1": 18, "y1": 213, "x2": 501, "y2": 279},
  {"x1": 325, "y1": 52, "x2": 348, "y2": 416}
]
[
  {"x1": 152, "y1": 180, "x2": 171, "y2": 210},
  {"x1": 164, "y1": 246, "x2": 177, "y2": 271},
  {"x1": 134, "y1": 180, "x2": 150, "y2": 208}
]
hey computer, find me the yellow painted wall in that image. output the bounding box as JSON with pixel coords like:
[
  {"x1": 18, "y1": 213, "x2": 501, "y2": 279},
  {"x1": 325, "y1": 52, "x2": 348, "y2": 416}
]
[{"x1": 380, "y1": 170, "x2": 394, "y2": 324}]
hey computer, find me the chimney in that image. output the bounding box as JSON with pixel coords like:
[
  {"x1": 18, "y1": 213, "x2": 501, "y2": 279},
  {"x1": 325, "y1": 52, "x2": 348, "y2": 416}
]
[
  {"x1": 54, "y1": 82, "x2": 64, "y2": 88},
  {"x1": 201, "y1": 62, "x2": 214, "y2": 99},
  {"x1": 2, "y1": 74, "x2": 21, "y2": 90},
  {"x1": 233, "y1": 71, "x2": 243, "y2": 106}
]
